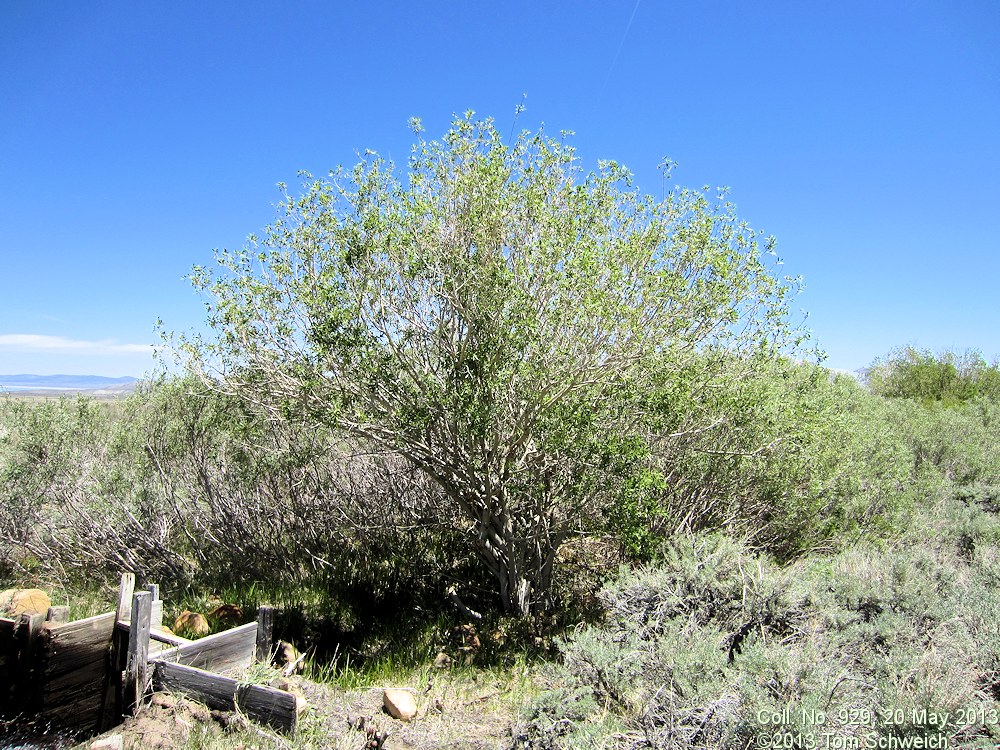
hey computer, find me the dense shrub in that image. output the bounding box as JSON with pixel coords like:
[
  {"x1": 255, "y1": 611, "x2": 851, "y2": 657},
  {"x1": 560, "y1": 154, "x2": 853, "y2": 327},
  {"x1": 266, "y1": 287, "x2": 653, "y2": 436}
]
[
  {"x1": 865, "y1": 347, "x2": 1000, "y2": 405},
  {"x1": 615, "y1": 360, "x2": 917, "y2": 560},
  {"x1": 0, "y1": 358, "x2": 929, "y2": 620},
  {"x1": 0, "y1": 383, "x2": 482, "y2": 617},
  {"x1": 888, "y1": 396, "x2": 1000, "y2": 487},
  {"x1": 516, "y1": 500, "x2": 1000, "y2": 749},
  {"x1": 0, "y1": 395, "x2": 113, "y2": 581}
]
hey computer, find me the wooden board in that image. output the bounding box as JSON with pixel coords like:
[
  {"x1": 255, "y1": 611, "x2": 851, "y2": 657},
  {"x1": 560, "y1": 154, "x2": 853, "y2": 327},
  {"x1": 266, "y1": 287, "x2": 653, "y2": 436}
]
[
  {"x1": 125, "y1": 591, "x2": 152, "y2": 714},
  {"x1": 151, "y1": 628, "x2": 191, "y2": 646},
  {"x1": 0, "y1": 616, "x2": 15, "y2": 714},
  {"x1": 153, "y1": 622, "x2": 257, "y2": 675},
  {"x1": 0, "y1": 616, "x2": 14, "y2": 671},
  {"x1": 40, "y1": 692, "x2": 105, "y2": 730},
  {"x1": 152, "y1": 660, "x2": 298, "y2": 734},
  {"x1": 40, "y1": 610, "x2": 116, "y2": 732},
  {"x1": 44, "y1": 611, "x2": 115, "y2": 676}
]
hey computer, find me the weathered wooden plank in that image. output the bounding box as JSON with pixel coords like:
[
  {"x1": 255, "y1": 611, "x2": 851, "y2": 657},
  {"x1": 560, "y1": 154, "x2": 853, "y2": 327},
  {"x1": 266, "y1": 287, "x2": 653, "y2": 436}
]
[
  {"x1": 16, "y1": 612, "x2": 44, "y2": 649},
  {"x1": 98, "y1": 620, "x2": 129, "y2": 732},
  {"x1": 1, "y1": 616, "x2": 17, "y2": 666},
  {"x1": 44, "y1": 611, "x2": 115, "y2": 677},
  {"x1": 150, "y1": 627, "x2": 191, "y2": 646},
  {"x1": 45, "y1": 612, "x2": 115, "y2": 637},
  {"x1": 43, "y1": 660, "x2": 107, "y2": 699},
  {"x1": 46, "y1": 610, "x2": 116, "y2": 638},
  {"x1": 145, "y1": 584, "x2": 163, "y2": 630},
  {"x1": 45, "y1": 690, "x2": 107, "y2": 737},
  {"x1": 41, "y1": 692, "x2": 105, "y2": 733},
  {"x1": 152, "y1": 660, "x2": 298, "y2": 734},
  {"x1": 43, "y1": 615, "x2": 112, "y2": 675},
  {"x1": 12, "y1": 612, "x2": 46, "y2": 717},
  {"x1": 125, "y1": 590, "x2": 152, "y2": 713},
  {"x1": 0, "y1": 617, "x2": 15, "y2": 715},
  {"x1": 154, "y1": 622, "x2": 256, "y2": 674}
]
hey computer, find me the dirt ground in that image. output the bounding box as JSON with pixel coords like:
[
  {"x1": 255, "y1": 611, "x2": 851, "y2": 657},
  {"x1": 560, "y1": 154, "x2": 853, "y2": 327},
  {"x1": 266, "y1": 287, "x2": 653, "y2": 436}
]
[{"x1": 76, "y1": 670, "x2": 521, "y2": 750}]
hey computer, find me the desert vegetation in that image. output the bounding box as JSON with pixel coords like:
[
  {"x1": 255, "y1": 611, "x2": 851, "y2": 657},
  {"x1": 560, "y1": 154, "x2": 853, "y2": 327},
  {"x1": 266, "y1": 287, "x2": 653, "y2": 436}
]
[{"x1": 2, "y1": 116, "x2": 999, "y2": 749}]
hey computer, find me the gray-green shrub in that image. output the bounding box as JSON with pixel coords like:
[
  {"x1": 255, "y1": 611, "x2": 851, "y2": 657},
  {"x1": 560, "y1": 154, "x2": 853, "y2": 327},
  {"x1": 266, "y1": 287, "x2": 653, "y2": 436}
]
[{"x1": 517, "y1": 500, "x2": 1000, "y2": 749}]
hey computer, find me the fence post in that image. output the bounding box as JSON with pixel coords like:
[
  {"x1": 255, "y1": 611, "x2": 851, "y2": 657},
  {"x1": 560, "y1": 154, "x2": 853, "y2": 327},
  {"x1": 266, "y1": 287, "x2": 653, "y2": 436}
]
[
  {"x1": 255, "y1": 606, "x2": 274, "y2": 664},
  {"x1": 116, "y1": 572, "x2": 136, "y2": 624},
  {"x1": 146, "y1": 583, "x2": 162, "y2": 630},
  {"x1": 124, "y1": 590, "x2": 152, "y2": 714},
  {"x1": 14, "y1": 612, "x2": 45, "y2": 717}
]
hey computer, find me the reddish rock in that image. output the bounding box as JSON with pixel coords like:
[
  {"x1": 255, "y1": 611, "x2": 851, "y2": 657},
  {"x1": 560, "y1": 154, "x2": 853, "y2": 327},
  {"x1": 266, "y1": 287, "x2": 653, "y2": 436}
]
[
  {"x1": 207, "y1": 603, "x2": 243, "y2": 627},
  {"x1": 173, "y1": 610, "x2": 210, "y2": 637},
  {"x1": 0, "y1": 588, "x2": 51, "y2": 617}
]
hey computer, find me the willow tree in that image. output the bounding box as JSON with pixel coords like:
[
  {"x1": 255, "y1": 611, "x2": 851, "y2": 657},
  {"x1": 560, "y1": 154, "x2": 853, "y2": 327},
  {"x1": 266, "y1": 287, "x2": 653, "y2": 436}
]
[{"x1": 176, "y1": 114, "x2": 802, "y2": 616}]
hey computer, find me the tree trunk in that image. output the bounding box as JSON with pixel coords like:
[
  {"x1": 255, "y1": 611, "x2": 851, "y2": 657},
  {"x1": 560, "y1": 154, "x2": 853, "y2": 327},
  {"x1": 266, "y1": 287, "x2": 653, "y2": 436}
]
[
  {"x1": 436, "y1": 478, "x2": 561, "y2": 618},
  {"x1": 481, "y1": 516, "x2": 558, "y2": 618}
]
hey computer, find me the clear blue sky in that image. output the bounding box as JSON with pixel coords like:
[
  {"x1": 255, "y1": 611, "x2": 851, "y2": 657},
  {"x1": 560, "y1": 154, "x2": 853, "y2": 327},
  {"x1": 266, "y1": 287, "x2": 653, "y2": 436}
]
[{"x1": 1, "y1": 1, "x2": 997, "y2": 377}]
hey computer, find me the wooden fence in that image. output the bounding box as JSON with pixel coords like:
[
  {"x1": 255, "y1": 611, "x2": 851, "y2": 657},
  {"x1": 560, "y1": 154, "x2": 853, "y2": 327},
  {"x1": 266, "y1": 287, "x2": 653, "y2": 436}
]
[{"x1": 0, "y1": 574, "x2": 298, "y2": 741}]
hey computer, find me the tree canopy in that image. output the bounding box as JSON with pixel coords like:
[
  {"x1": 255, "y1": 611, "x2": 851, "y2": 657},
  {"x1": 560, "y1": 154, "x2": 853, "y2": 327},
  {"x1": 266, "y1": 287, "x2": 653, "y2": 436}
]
[{"x1": 175, "y1": 113, "x2": 805, "y2": 615}]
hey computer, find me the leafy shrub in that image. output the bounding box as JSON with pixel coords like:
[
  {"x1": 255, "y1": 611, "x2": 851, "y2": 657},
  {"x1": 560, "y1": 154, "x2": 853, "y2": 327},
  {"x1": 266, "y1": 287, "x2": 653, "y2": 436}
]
[
  {"x1": 865, "y1": 347, "x2": 1000, "y2": 405},
  {"x1": 617, "y1": 360, "x2": 917, "y2": 561}
]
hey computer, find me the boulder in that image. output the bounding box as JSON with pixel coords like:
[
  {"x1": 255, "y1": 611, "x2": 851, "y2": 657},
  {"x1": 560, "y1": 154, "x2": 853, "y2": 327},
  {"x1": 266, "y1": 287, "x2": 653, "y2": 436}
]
[
  {"x1": 173, "y1": 610, "x2": 210, "y2": 637},
  {"x1": 207, "y1": 603, "x2": 243, "y2": 627},
  {"x1": 383, "y1": 688, "x2": 417, "y2": 722},
  {"x1": 0, "y1": 588, "x2": 51, "y2": 617}
]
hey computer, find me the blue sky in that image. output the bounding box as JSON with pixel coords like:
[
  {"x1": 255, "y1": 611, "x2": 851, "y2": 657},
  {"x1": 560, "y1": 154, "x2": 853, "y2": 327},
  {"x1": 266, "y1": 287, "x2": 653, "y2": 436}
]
[{"x1": 1, "y1": 1, "x2": 997, "y2": 377}]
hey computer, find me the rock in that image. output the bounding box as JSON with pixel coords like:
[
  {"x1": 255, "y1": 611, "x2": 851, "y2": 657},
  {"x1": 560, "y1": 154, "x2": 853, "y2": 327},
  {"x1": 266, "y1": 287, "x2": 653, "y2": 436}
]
[
  {"x1": 90, "y1": 735, "x2": 124, "y2": 750},
  {"x1": 150, "y1": 692, "x2": 177, "y2": 709},
  {"x1": 433, "y1": 651, "x2": 452, "y2": 668},
  {"x1": 0, "y1": 588, "x2": 52, "y2": 617},
  {"x1": 269, "y1": 675, "x2": 310, "y2": 714},
  {"x1": 272, "y1": 639, "x2": 304, "y2": 674},
  {"x1": 173, "y1": 610, "x2": 210, "y2": 637},
  {"x1": 383, "y1": 688, "x2": 418, "y2": 722},
  {"x1": 150, "y1": 693, "x2": 175, "y2": 709},
  {"x1": 207, "y1": 603, "x2": 243, "y2": 627}
]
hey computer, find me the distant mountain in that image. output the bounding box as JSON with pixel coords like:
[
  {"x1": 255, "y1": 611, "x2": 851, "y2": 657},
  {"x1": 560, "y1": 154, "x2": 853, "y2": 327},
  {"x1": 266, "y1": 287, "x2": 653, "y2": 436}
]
[{"x1": 0, "y1": 374, "x2": 139, "y2": 391}]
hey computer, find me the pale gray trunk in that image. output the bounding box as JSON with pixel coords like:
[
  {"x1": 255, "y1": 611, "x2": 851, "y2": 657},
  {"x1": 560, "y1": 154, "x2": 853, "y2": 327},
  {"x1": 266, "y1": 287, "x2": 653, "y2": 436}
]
[{"x1": 430, "y1": 472, "x2": 562, "y2": 618}]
